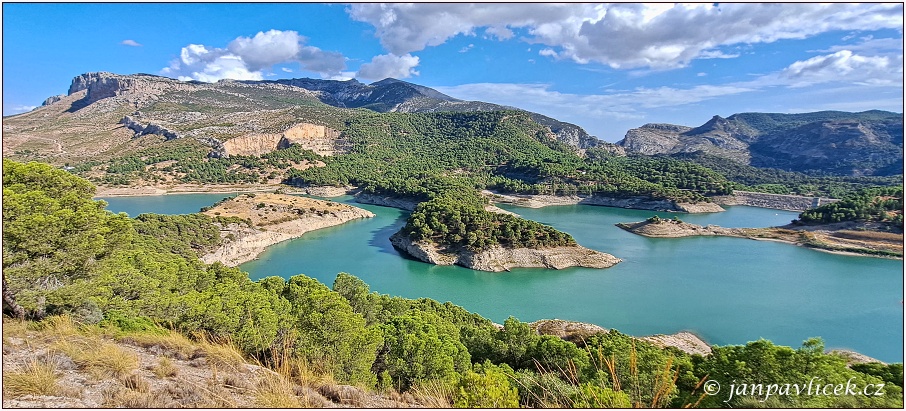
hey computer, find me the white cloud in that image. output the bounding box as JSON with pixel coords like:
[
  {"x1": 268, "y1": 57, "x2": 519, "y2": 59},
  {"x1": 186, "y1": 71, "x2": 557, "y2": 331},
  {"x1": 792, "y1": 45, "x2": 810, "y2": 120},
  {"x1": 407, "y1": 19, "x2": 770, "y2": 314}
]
[
  {"x1": 459, "y1": 44, "x2": 474, "y2": 53},
  {"x1": 822, "y1": 37, "x2": 903, "y2": 55},
  {"x1": 433, "y1": 50, "x2": 903, "y2": 140},
  {"x1": 3, "y1": 104, "x2": 37, "y2": 116},
  {"x1": 777, "y1": 50, "x2": 902, "y2": 88},
  {"x1": 348, "y1": 3, "x2": 903, "y2": 70},
  {"x1": 161, "y1": 29, "x2": 347, "y2": 82},
  {"x1": 281, "y1": 67, "x2": 293, "y2": 73},
  {"x1": 228, "y1": 30, "x2": 304, "y2": 71},
  {"x1": 121, "y1": 39, "x2": 142, "y2": 47},
  {"x1": 356, "y1": 53, "x2": 420, "y2": 80}
]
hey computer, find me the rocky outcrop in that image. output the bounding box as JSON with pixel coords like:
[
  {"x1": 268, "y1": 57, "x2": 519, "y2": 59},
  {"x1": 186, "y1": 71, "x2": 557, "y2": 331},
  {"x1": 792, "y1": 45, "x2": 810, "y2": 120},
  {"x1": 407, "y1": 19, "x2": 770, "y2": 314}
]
[
  {"x1": 616, "y1": 218, "x2": 746, "y2": 238},
  {"x1": 529, "y1": 319, "x2": 712, "y2": 356},
  {"x1": 618, "y1": 123, "x2": 690, "y2": 155},
  {"x1": 220, "y1": 123, "x2": 345, "y2": 157},
  {"x1": 67, "y1": 72, "x2": 194, "y2": 107},
  {"x1": 42, "y1": 94, "x2": 65, "y2": 106},
  {"x1": 714, "y1": 190, "x2": 838, "y2": 212},
  {"x1": 484, "y1": 190, "x2": 724, "y2": 213},
  {"x1": 389, "y1": 232, "x2": 621, "y2": 272},
  {"x1": 119, "y1": 116, "x2": 180, "y2": 140},
  {"x1": 297, "y1": 185, "x2": 357, "y2": 198},
  {"x1": 530, "y1": 319, "x2": 608, "y2": 344},
  {"x1": 221, "y1": 134, "x2": 284, "y2": 157},
  {"x1": 354, "y1": 193, "x2": 421, "y2": 211},
  {"x1": 641, "y1": 332, "x2": 713, "y2": 356}
]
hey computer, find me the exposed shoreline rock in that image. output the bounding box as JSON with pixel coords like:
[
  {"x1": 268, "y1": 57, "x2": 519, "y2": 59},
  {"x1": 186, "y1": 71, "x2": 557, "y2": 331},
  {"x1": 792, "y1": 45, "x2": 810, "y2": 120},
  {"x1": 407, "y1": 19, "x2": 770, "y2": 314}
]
[
  {"x1": 483, "y1": 190, "x2": 725, "y2": 213},
  {"x1": 616, "y1": 218, "x2": 903, "y2": 259},
  {"x1": 713, "y1": 190, "x2": 839, "y2": 212},
  {"x1": 200, "y1": 194, "x2": 374, "y2": 266},
  {"x1": 529, "y1": 319, "x2": 712, "y2": 356},
  {"x1": 389, "y1": 232, "x2": 621, "y2": 272},
  {"x1": 641, "y1": 332, "x2": 713, "y2": 356},
  {"x1": 616, "y1": 218, "x2": 747, "y2": 238},
  {"x1": 354, "y1": 193, "x2": 421, "y2": 211}
]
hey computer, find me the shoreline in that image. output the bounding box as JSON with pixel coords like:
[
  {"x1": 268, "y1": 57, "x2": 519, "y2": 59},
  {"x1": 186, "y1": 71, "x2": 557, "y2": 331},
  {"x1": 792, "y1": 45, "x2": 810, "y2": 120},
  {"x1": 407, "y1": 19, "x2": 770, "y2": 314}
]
[
  {"x1": 94, "y1": 184, "x2": 285, "y2": 198},
  {"x1": 198, "y1": 193, "x2": 375, "y2": 267},
  {"x1": 617, "y1": 219, "x2": 903, "y2": 260},
  {"x1": 482, "y1": 190, "x2": 726, "y2": 213}
]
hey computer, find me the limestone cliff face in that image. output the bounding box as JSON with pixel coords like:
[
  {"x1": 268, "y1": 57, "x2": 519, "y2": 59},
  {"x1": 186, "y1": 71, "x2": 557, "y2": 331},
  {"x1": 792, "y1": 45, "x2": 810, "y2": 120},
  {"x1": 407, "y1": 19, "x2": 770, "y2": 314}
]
[
  {"x1": 220, "y1": 123, "x2": 345, "y2": 157},
  {"x1": 280, "y1": 123, "x2": 345, "y2": 156},
  {"x1": 221, "y1": 134, "x2": 285, "y2": 157},
  {"x1": 389, "y1": 232, "x2": 621, "y2": 272},
  {"x1": 68, "y1": 72, "x2": 193, "y2": 106}
]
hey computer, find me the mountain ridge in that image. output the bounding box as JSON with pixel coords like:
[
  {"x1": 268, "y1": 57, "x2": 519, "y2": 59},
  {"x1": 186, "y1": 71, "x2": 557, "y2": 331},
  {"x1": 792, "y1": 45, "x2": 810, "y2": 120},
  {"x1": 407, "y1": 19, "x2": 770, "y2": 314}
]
[
  {"x1": 617, "y1": 110, "x2": 904, "y2": 176},
  {"x1": 10, "y1": 72, "x2": 605, "y2": 159}
]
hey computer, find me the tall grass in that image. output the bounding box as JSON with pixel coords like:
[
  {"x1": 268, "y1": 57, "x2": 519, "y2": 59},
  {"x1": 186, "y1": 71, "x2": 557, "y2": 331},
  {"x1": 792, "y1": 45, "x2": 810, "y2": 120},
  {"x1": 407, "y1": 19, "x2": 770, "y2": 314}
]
[
  {"x1": 2, "y1": 359, "x2": 61, "y2": 398},
  {"x1": 54, "y1": 337, "x2": 139, "y2": 379}
]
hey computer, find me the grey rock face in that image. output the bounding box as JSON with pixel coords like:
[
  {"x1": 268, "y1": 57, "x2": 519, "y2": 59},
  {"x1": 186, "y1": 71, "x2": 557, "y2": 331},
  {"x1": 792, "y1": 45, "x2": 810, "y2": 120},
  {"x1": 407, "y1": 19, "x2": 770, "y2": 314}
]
[
  {"x1": 42, "y1": 95, "x2": 66, "y2": 106},
  {"x1": 118, "y1": 115, "x2": 180, "y2": 140}
]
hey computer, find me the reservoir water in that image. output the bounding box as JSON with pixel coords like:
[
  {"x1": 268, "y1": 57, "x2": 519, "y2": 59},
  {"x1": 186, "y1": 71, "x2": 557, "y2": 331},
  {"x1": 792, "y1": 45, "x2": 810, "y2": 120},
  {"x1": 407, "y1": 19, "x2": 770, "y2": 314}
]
[{"x1": 101, "y1": 193, "x2": 904, "y2": 362}]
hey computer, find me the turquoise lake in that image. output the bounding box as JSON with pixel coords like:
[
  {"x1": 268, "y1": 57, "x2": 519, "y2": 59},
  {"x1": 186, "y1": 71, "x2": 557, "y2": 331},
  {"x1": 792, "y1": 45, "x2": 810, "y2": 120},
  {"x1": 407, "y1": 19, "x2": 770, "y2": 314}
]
[{"x1": 101, "y1": 193, "x2": 905, "y2": 362}]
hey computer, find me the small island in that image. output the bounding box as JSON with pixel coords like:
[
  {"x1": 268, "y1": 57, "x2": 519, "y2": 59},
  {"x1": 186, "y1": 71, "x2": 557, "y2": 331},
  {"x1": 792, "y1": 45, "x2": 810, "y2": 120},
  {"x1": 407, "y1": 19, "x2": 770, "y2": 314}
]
[
  {"x1": 390, "y1": 231, "x2": 620, "y2": 272},
  {"x1": 387, "y1": 190, "x2": 621, "y2": 272},
  {"x1": 200, "y1": 193, "x2": 374, "y2": 266}
]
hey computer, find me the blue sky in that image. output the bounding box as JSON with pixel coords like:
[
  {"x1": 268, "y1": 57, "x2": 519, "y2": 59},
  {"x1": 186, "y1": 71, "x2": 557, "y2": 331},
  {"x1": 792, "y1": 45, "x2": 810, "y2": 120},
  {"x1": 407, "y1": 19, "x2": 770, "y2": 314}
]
[{"x1": 2, "y1": 3, "x2": 903, "y2": 141}]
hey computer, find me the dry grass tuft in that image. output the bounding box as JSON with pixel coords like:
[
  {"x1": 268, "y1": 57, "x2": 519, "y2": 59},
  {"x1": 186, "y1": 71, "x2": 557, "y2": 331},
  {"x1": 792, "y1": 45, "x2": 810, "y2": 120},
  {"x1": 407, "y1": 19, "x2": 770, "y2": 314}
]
[
  {"x1": 2, "y1": 318, "x2": 29, "y2": 342},
  {"x1": 160, "y1": 378, "x2": 238, "y2": 408},
  {"x1": 196, "y1": 334, "x2": 246, "y2": 372},
  {"x1": 55, "y1": 337, "x2": 139, "y2": 379},
  {"x1": 317, "y1": 383, "x2": 368, "y2": 406},
  {"x1": 2, "y1": 358, "x2": 61, "y2": 399},
  {"x1": 255, "y1": 372, "x2": 304, "y2": 408},
  {"x1": 120, "y1": 373, "x2": 150, "y2": 393},
  {"x1": 410, "y1": 379, "x2": 454, "y2": 408},
  {"x1": 33, "y1": 315, "x2": 82, "y2": 339},
  {"x1": 150, "y1": 357, "x2": 179, "y2": 378},
  {"x1": 102, "y1": 384, "x2": 177, "y2": 408},
  {"x1": 119, "y1": 330, "x2": 198, "y2": 360}
]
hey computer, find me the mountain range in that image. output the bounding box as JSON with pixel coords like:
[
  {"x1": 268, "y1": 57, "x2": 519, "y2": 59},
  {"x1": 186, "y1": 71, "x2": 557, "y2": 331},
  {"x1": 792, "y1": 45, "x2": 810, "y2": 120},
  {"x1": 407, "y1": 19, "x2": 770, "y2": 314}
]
[
  {"x1": 617, "y1": 111, "x2": 903, "y2": 176},
  {"x1": 3, "y1": 72, "x2": 903, "y2": 177}
]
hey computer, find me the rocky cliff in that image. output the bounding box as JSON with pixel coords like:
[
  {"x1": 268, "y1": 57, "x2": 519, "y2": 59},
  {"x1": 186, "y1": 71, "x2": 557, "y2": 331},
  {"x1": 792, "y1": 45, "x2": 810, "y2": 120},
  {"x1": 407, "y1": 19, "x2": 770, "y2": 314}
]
[{"x1": 389, "y1": 232, "x2": 621, "y2": 272}]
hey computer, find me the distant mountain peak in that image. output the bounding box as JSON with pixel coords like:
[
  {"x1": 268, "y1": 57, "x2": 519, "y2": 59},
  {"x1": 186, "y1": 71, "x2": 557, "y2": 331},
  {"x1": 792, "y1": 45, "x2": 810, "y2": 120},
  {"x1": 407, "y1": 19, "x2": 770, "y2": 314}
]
[{"x1": 617, "y1": 110, "x2": 904, "y2": 176}]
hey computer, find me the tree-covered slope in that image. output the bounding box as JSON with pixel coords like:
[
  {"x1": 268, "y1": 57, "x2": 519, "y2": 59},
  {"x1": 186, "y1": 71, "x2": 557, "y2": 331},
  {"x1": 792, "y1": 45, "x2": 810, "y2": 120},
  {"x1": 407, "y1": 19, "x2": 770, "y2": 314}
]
[{"x1": 3, "y1": 160, "x2": 902, "y2": 408}]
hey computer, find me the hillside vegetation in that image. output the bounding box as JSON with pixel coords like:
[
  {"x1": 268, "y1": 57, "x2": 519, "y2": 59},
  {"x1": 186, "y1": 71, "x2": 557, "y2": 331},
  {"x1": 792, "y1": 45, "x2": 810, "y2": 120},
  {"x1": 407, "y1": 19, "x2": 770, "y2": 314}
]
[{"x1": 3, "y1": 160, "x2": 903, "y2": 408}]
